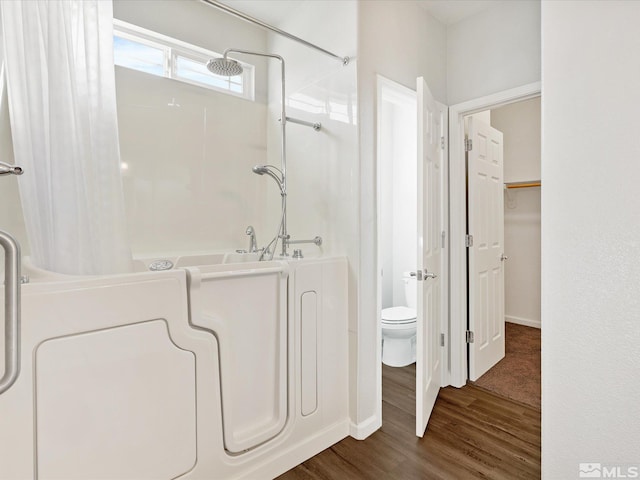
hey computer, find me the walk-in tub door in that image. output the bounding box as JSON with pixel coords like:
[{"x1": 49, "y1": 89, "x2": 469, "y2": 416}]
[{"x1": 186, "y1": 262, "x2": 289, "y2": 453}]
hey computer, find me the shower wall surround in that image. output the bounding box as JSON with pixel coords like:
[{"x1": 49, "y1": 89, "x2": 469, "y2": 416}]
[
  {"x1": 113, "y1": 0, "x2": 358, "y2": 259},
  {"x1": 113, "y1": 0, "x2": 273, "y2": 255}
]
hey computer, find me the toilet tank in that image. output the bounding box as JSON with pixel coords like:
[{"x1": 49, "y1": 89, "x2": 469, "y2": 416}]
[{"x1": 402, "y1": 272, "x2": 417, "y2": 309}]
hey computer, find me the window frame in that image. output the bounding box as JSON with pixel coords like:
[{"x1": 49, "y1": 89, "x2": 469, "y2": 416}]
[{"x1": 113, "y1": 19, "x2": 255, "y2": 101}]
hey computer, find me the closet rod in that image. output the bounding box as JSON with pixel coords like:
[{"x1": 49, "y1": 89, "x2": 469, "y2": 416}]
[
  {"x1": 504, "y1": 181, "x2": 541, "y2": 189},
  {"x1": 200, "y1": 0, "x2": 350, "y2": 66}
]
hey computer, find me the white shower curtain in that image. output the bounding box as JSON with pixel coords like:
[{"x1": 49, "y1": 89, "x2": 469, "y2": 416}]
[{"x1": 1, "y1": 0, "x2": 132, "y2": 275}]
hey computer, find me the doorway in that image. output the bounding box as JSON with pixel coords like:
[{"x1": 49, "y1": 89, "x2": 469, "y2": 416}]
[
  {"x1": 448, "y1": 82, "x2": 542, "y2": 390},
  {"x1": 376, "y1": 75, "x2": 448, "y2": 437},
  {"x1": 464, "y1": 97, "x2": 541, "y2": 409},
  {"x1": 377, "y1": 76, "x2": 418, "y2": 429}
]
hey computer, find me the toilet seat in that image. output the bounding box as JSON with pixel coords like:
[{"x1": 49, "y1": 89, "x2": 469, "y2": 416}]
[{"x1": 381, "y1": 306, "x2": 416, "y2": 325}]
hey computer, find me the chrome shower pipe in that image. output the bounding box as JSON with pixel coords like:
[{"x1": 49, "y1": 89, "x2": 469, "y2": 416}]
[
  {"x1": 200, "y1": 0, "x2": 349, "y2": 66},
  {"x1": 226, "y1": 49, "x2": 289, "y2": 257}
]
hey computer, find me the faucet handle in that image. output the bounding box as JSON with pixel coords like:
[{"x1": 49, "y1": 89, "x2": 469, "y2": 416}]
[{"x1": 245, "y1": 226, "x2": 258, "y2": 253}]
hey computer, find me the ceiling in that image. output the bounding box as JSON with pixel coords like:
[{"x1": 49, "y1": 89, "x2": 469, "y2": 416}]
[
  {"x1": 216, "y1": 1, "x2": 303, "y2": 26},
  {"x1": 418, "y1": 0, "x2": 506, "y2": 25},
  {"x1": 218, "y1": 0, "x2": 504, "y2": 28}
]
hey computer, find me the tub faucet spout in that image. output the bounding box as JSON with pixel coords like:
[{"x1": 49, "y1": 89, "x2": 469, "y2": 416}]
[{"x1": 246, "y1": 226, "x2": 258, "y2": 253}]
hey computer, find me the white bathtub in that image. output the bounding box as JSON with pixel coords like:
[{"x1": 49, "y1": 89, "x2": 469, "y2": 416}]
[{"x1": 0, "y1": 254, "x2": 349, "y2": 479}]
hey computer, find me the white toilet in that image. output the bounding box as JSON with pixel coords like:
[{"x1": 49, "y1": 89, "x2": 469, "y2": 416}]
[{"x1": 381, "y1": 272, "x2": 417, "y2": 367}]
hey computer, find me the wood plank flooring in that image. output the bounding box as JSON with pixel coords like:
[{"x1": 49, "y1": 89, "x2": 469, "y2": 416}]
[{"x1": 277, "y1": 364, "x2": 541, "y2": 479}]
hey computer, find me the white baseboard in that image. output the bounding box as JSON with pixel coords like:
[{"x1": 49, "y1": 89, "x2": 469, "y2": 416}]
[
  {"x1": 240, "y1": 420, "x2": 350, "y2": 480},
  {"x1": 506, "y1": 315, "x2": 540, "y2": 329},
  {"x1": 349, "y1": 414, "x2": 381, "y2": 440}
]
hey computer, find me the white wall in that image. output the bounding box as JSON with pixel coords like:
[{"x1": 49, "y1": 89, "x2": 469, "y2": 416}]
[
  {"x1": 356, "y1": 0, "x2": 447, "y2": 434},
  {"x1": 491, "y1": 98, "x2": 540, "y2": 327},
  {"x1": 493, "y1": 97, "x2": 541, "y2": 184},
  {"x1": 380, "y1": 100, "x2": 394, "y2": 308},
  {"x1": 542, "y1": 1, "x2": 640, "y2": 477},
  {"x1": 390, "y1": 101, "x2": 417, "y2": 307},
  {"x1": 380, "y1": 94, "x2": 417, "y2": 309},
  {"x1": 447, "y1": 0, "x2": 541, "y2": 105}
]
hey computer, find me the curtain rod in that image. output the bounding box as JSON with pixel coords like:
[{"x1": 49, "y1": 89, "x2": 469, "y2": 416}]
[{"x1": 200, "y1": 0, "x2": 350, "y2": 66}]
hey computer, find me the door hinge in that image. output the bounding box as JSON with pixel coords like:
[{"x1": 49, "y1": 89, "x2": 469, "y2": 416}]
[
  {"x1": 464, "y1": 137, "x2": 473, "y2": 152},
  {"x1": 440, "y1": 136, "x2": 445, "y2": 150},
  {"x1": 441, "y1": 230, "x2": 446, "y2": 248},
  {"x1": 466, "y1": 330, "x2": 474, "y2": 344},
  {"x1": 465, "y1": 234, "x2": 473, "y2": 247},
  {"x1": 440, "y1": 333, "x2": 445, "y2": 347}
]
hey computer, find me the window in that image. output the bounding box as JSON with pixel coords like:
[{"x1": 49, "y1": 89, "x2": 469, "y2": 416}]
[{"x1": 113, "y1": 20, "x2": 254, "y2": 100}]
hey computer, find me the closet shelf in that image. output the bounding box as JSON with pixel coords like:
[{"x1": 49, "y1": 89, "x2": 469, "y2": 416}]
[{"x1": 504, "y1": 180, "x2": 541, "y2": 189}]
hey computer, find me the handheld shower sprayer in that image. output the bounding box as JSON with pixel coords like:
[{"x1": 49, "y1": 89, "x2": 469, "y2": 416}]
[{"x1": 252, "y1": 164, "x2": 285, "y2": 195}]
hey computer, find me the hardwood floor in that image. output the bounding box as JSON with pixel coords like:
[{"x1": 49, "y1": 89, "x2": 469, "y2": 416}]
[{"x1": 277, "y1": 364, "x2": 541, "y2": 479}]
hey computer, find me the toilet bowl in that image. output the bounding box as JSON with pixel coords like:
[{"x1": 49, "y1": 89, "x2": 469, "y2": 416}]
[{"x1": 381, "y1": 273, "x2": 417, "y2": 367}]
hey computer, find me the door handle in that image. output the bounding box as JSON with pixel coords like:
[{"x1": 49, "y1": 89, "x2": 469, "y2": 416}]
[
  {"x1": 0, "y1": 230, "x2": 21, "y2": 395},
  {"x1": 500, "y1": 254, "x2": 508, "y2": 261},
  {"x1": 410, "y1": 269, "x2": 438, "y2": 281}
]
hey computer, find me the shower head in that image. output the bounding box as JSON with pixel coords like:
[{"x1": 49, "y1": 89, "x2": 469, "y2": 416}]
[
  {"x1": 252, "y1": 165, "x2": 269, "y2": 175},
  {"x1": 206, "y1": 57, "x2": 243, "y2": 77}
]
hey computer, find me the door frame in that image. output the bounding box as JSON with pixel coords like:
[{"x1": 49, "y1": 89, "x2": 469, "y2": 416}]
[
  {"x1": 448, "y1": 82, "x2": 541, "y2": 387},
  {"x1": 375, "y1": 75, "x2": 449, "y2": 423}
]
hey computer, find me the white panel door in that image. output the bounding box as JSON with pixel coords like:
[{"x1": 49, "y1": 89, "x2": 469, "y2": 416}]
[
  {"x1": 467, "y1": 117, "x2": 505, "y2": 381},
  {"x1": 415, "y1": 77, "x2": 442, "y2": 437}
]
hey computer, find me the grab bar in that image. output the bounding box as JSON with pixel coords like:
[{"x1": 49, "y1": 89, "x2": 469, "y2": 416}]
[
  {"x1": 0, "y1": 230, "x2": 21, "y2": 395},
  {"x1": 278, "y1": 116, "x2": 322, "y2": 132},
  {"x1": 285, "y1": 236, "x2": 323, "y2": 247}
]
